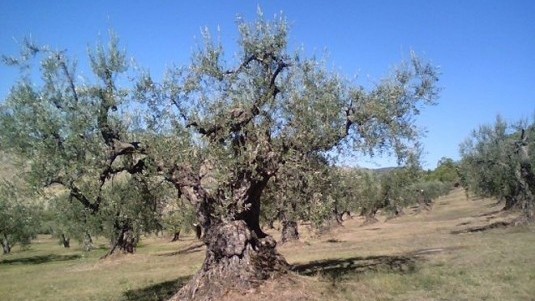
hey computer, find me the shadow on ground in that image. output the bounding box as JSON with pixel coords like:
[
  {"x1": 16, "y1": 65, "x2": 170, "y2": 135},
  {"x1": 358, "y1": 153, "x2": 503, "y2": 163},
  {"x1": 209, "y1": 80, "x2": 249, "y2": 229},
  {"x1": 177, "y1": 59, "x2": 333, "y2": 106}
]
[
  {"x1": 291, "y1": 254, "x2": 419, "y2": 282},
  {"x1": 451, "y1": 221, "x2": 512, "y2": 234},
  {"x1": 122, "y1": 276, "x2": 191, "y2": 301},
  {"x1": 158, "y1": 243, "x2": 205, "y2": 257},
  {"x1": 0, "y1": 254, "x2": 81, "y2": 265},
  {"x1": 473, "y1": 209, "x2": 503, "y2": 218}
]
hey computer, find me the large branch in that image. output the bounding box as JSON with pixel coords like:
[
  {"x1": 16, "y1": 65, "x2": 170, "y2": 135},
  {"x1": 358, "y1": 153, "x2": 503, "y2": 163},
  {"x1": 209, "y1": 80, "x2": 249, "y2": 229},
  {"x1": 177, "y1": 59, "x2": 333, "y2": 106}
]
[
  {"x1": 56, "y1": 53, "x2": 80, "y2": 105},
  {"x1": 47, "y1": 178, "x2": 99, "y2": 213},
  {"x1": 186, "y1": 55, "x2": 289, "y2": 140}
]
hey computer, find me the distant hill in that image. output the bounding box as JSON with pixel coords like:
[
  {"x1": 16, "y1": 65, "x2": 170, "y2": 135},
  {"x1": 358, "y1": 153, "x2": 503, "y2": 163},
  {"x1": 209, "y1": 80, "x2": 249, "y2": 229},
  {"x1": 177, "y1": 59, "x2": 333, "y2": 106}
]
[
  {"x1": 370, "y1": 167, "x2": 400, "y2": 174},
  {"x1": 337, "y1": 165, "x2": 400, "y2": 175}
]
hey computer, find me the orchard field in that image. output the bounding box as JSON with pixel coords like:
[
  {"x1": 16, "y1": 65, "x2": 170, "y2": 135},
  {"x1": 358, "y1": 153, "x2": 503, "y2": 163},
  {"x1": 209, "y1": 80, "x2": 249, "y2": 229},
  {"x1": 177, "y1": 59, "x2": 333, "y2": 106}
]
[{"x1": 1, "y1": 188, "x2": 533, "y2": 301}]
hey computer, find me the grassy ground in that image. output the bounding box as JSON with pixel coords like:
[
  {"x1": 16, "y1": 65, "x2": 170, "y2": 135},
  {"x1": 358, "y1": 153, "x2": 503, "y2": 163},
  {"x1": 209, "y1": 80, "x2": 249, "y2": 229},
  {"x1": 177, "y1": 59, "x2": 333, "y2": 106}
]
[{"x1": 1, "y1": 188, "x2": 534, "y2": 300}]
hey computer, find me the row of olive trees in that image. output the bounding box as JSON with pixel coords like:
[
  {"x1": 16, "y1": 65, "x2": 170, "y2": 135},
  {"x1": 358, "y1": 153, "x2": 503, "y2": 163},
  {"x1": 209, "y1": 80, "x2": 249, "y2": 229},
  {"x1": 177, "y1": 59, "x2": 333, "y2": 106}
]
[
  {"x1": 259, "y1": 152, "x2": 455, "y2": 243},
  {"x1": 1, "y1": 12, "x2": 440, "y2": 300},
  {"x1": 0, "y1": 153, "x2": 198, "y2": 254},
  {"x1": 459, "y1": 116, "x2": 534, "y2": 222}
]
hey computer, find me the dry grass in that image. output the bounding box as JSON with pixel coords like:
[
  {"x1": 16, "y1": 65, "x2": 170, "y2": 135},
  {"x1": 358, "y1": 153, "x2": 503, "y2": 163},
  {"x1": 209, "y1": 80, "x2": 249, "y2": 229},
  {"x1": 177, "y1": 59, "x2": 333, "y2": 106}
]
[{"x1": 1, "y1": 188, "x2": 534, "y2": 300}]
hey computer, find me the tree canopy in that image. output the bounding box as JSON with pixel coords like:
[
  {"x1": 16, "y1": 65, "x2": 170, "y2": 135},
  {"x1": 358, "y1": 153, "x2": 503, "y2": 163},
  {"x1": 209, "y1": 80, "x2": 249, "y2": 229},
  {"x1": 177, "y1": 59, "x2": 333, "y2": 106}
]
[
  {"x1": 459, "y1": 116, "x2": 535, "y2": 221},
  {"x1": 1, "y1": 12, "x2": 439, "y2": 300}
]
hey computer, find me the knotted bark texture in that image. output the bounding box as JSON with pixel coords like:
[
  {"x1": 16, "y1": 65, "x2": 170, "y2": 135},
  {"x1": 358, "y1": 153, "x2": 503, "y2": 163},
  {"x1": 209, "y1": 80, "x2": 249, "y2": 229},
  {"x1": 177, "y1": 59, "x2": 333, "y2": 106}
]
[{"x1": 169, "y1": 220, "x2": 288, "y2": 301}]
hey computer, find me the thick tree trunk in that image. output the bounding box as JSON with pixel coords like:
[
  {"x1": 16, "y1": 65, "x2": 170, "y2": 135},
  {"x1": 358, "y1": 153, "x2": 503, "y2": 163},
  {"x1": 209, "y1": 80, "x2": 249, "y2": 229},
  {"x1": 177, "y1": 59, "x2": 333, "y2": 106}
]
[
  {"x1": 342, "y1": 210, "x2": 352, "y2": 220},
  {"x1": 170, "y1": 177, "x2": 289, "y2": 301},
  {"x1": 332, "y1": 207, "x2": 344, "y2": 225},
  {"x1": 116, "y1": 226, "x2": 136, "y2": 254},
  {"x1": 193, "y1": 224, "x2": 202, "y2": 240},
  {"x1": 104, "y1": 223, "x2": 137, "y2": 257},
  {"x1": 60, "y1": 233, "x2": 70, "y2": 248},
  {"x1": 417, "y1": 191, "x2": 432, "y2": 212},
  {"x1": 362, "y1": 208, "x2": 379, "y2": 225},
  {"x1": 281, "y1": 220, "x2": 299, "y2": 243},
  {"x1": 503, "y1": 195, "x2": 519, "y2": 211},
  {"x1": 2, "y1": 235, "x2": 11, "y2": 255},
  {"x1": 83, "y1": 232, "x2": 93, "y2": 251},
  {"x1": 170, "y1": 220, "x2": 288, "y2": 301},
  {"x1": 385, "y1": 205, "x2": 405, "y2": 221},
  {"x1": 171, "y1": 230, "x2": 181, "y2": 242},
  {"x1": 393, "y1": 205, "x2": 405, "y2": 217}
]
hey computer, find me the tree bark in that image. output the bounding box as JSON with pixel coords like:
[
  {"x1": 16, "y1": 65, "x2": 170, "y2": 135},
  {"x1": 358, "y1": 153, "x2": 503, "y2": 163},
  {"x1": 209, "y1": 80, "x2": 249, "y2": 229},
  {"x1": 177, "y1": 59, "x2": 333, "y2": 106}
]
[
  {"x1": 170, "y1": 220, "x2": 288, "y2": 301},
  {"x1": 166, "y1": 160, "x2": 288, "y2": 299},
  {"x1": 515, "y1": 129, "x2": 535, "y2": 221},
  {"x1": 2, "y1": 235, "x2": 11, "y2": 255},
  {"x1": 170, "y1": 179, "x2": 289, "y2": 300},
  {"x1": 193, "y1": 224, "x2": 202, "y2": 240},
  {"x1": 104, "y1": 222, "x2": 137, "y2": 257},
  {"x1": 281, "y1": 220, "x2": 299, "y2": 243},
  {"x1": 83, "y1": 232, "x2": 94, "y2": 251},
  {"x1": 171, "y1": 230, "x2": 181, "y2": 242},
  {"x1": 332, "y1": 206, "x2": 345, "y2": 225},
  {"x1": 362, "y1": 208, "x2": 379, "y2": 225},
  {"x1": 60, "y1": 233, "x2": 70, "y2": 248},
  {"x1": 417, "y1": 191, "x2": 432, "y2": 212},
  {"x1": 116, "y1": 226, "x2": 136, "y2": 254}
]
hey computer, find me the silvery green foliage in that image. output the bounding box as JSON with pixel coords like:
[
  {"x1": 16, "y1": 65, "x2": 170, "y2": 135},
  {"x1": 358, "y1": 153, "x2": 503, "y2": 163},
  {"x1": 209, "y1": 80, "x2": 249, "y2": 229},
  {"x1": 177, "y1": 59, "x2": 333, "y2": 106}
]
[
  {"x1": 135, "y1": 12, "x2": 439, "y2": 225},
  {"x1": 459, "y1": 116, "x2": 535, "y2": 216},
  {"x1": 0, "y1": 179, "x2": 41, "y2": 253},
  {"x1": 1, "y1": 12, "x2": 440, "y2": 251},
  {"x1": 0, "y1": 34, "x2": 165, "y2": 253}
]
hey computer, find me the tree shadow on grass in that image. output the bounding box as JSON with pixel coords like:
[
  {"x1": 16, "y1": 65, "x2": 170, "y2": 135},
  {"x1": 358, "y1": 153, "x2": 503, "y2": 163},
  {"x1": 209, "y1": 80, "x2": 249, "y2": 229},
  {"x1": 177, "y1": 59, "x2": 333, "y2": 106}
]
[
  {"x1": 291, "y1": 254, "x2": 419, "y2": 283},
  {"x1": 157, "y1": 243, "x2": 205, "y2": 257},
  {"x1": 122, "y1": 275, "x2": 191, "y2": 301},
  {"x1": 472, "y1": 209, "x2": 503, "y2": 218},
  {"x1": 0, "y1": 254, "x2": 81, "y2": 265},
  {"x1": 451, "y1": 221, "x2": 512, "y2": 234}
]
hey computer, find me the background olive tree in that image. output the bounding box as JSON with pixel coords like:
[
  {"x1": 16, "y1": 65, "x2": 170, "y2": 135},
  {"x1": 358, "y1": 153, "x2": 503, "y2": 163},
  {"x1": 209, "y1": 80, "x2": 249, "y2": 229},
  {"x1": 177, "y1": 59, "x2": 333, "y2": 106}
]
[
  {"x1": 0, "y1": 35, "x2": 168, "y2": 256},
  {"x1": 0, "y1": 180, "x2": 41, "y2": 254},
  {"x1": 459, "y1": 116, "x2": 534, "y2": 222},
  {"x1": 0, "y1": 152, "x2": 41, "y2": 254}
]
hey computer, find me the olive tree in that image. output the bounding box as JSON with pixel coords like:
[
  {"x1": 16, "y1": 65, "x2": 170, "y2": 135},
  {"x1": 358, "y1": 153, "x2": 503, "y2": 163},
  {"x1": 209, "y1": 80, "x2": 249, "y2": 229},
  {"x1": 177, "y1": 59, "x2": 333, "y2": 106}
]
[
  {"x1": 0, "y1": 180, "x2": 41, "y2": 254},
  {"x1": 426, "y1": 157, "x2": 459, "y2": 184},
  {"x1": 2, "y1": 12, "x2": 439, "y2": 299},
  {"x1": 459, "y1": 116, "x2": 534, "y2": 222},
  {"x1": 0, "y1": 35, "x2": 166, "y2": 256},
  {"x1": 0, "y1": 152, "x2": 42, "y2": 254},
  {"x1": 133, "y1": 13, "x2": 440, "y2": 299}
]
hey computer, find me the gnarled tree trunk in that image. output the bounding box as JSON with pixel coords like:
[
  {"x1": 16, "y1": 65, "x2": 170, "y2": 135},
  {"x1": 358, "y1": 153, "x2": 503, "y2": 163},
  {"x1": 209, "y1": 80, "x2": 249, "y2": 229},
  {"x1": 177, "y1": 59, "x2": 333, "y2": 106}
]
[
  {"x1": 281, "y1": 220, "x2": 299, "y2": 243},
  {"x1": 417, "y1": 191, "x2": 433, "y2": 212},
  {"x1": 170, "y1": 180, "x2": 289, "y2": 301},
  {"x1": 116, "y1": 226, "x2": 136, "y2": 254},
  {"x1": 104, "y1": 221, "x2": 137, "y2": 257},
  {"x1": 170, "y1": 220, "x2": 288, "y2": 301},
  {"x1": 332, "y1": 207, "x2": 345, "y2": 225},
  {"x1": 60, "y1": 233, "x2": 70, "y2": 248},
  {"x1": 2, "y1": 235, "x2": 11, "y2": 255},
  {"x1": 83, "y1": 232, "x2": 94, "y2": 251},
  {"x1": 171, "y1": 230, "x2": 180, "y2": 242},
  {"x1": 361, "y1": 207, "x2": 379, "y2": 225}
]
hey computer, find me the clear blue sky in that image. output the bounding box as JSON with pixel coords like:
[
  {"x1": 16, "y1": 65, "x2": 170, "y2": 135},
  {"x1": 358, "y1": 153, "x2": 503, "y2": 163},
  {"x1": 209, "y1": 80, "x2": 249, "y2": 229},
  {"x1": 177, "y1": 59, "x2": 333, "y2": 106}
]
[{"x1": 1, "y1": 0, "x2": 534, "y2": 169}]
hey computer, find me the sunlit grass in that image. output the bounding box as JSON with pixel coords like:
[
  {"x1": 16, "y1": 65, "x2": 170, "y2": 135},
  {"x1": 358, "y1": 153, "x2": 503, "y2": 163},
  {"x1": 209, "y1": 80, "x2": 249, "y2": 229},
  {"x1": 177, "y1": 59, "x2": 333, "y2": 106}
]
[{"x1": 1, "y1": 189, "x2": 534, "y2": 300}]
